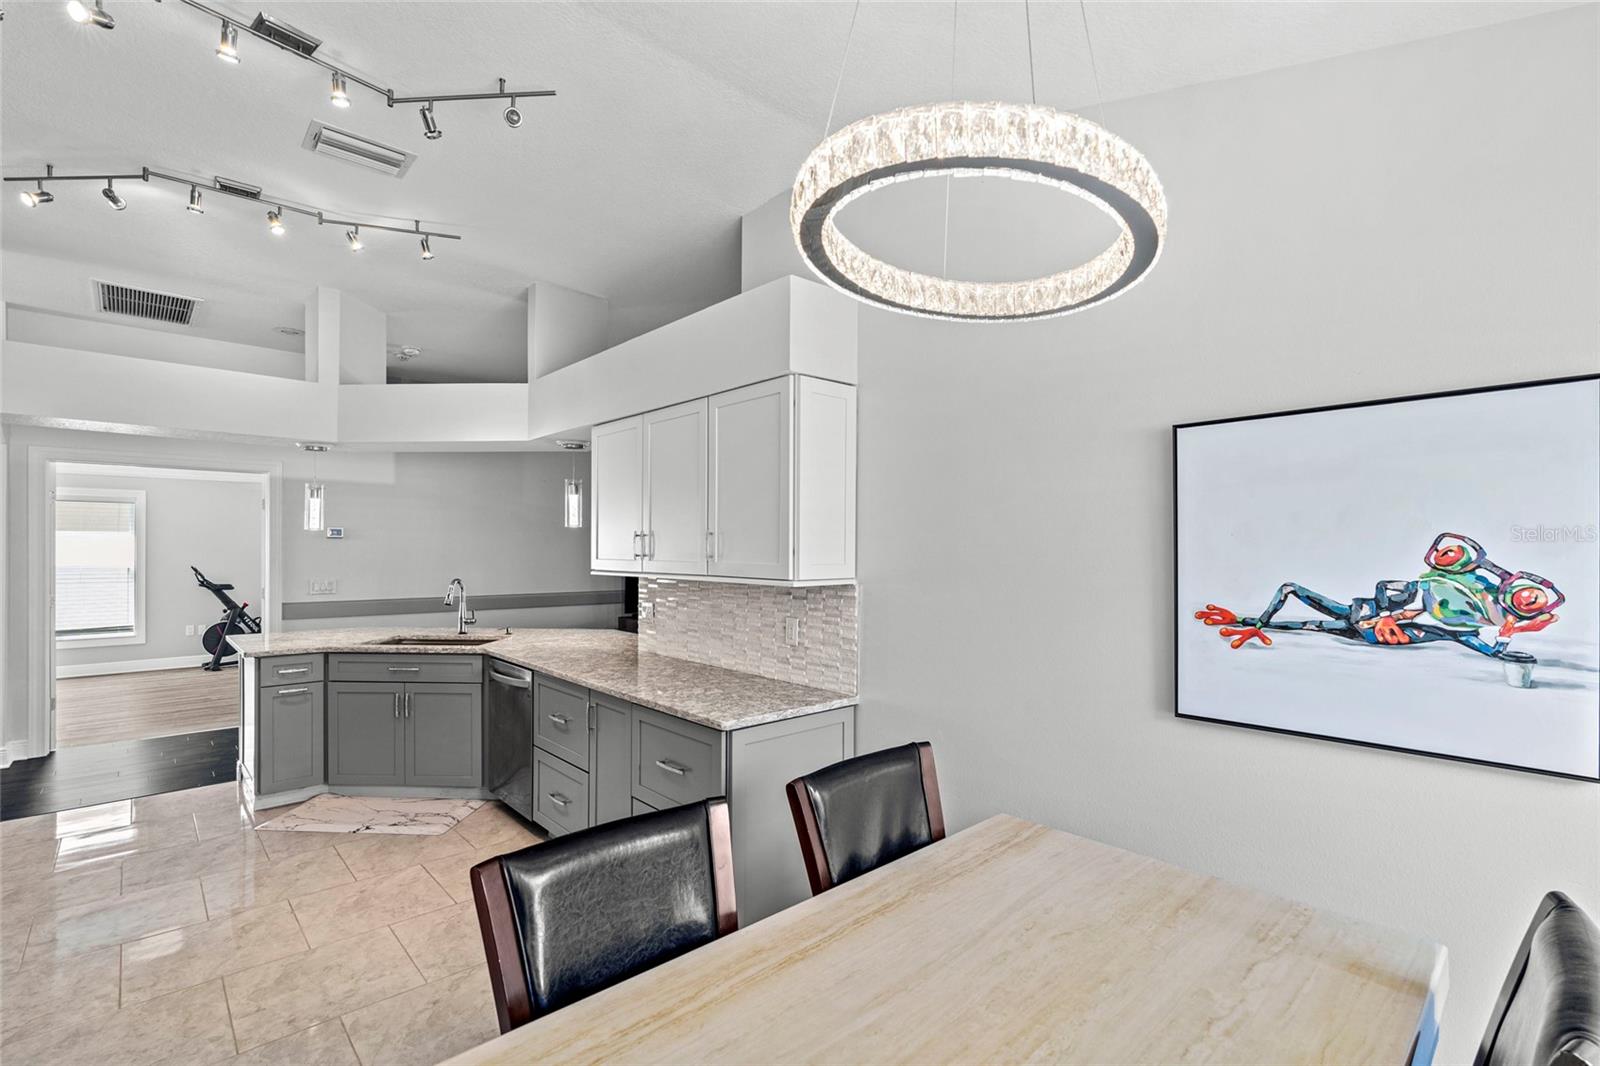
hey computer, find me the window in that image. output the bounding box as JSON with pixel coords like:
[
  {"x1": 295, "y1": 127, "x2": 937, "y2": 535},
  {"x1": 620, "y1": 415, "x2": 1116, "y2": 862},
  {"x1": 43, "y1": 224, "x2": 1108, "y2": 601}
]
[{"x1": 55, "y1": 490, "x2": 145, "y2": 646}]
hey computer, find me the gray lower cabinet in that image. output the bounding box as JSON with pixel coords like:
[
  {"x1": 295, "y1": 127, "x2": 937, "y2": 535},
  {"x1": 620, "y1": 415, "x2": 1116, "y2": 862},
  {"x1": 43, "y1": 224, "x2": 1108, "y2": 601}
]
[
  {"x1": 406, "y1": 683, "x2": 482, "y2": 788},
  {"x1": 631, "y1": 798, "x2": 658, "y2": 816},
  {"x1": 534, "y1": 748, "x2": 590, "y2": 835},
  {"x1": 591, "y1": 693, "x2": 633, "y2": 825},
  {"x1": 534, "y1": 674, "x2": 590, "y2": 770},
  {"x1": 259, "y1": 682, "x2": 325, "y2": 794},
  {"x1": 327, "y1": 682, "x2": 406, "y2": 786}
]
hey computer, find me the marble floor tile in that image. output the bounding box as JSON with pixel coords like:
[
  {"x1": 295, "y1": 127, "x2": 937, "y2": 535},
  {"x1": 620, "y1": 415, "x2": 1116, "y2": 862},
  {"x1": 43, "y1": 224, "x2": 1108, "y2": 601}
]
[
  {"x1": 25, "y1": 879, "x2": 207, "y2": 962},
  {"x1": 0, "y1": 976, "x2": 236, "y2": 1066},
  {"x1": 194, "y1": 802, "x2": 261, "y2": 843},
  {"x1": 201, "y1": 846, "x2": 352, "y2": 918},
  {"x1": 422, "y1": 839, "x2": 544, "y2": 905},
  {"x1": 289, "y1": 865, "x2": 454, "y2": 948},
  {"x1": 54, "y1": 814, "x2": 200, "y2": 870},
  {"x1": 1, "y1": 908, "x2": 32, "y2": 973},
  {"x1": 208, "y1": 1020, "x2": 360, "y2": 1066},
  {"x1": 223, "y1": 927, "x2": 424, "y2": 1052},
  {"x1": 132, "y1": 782, "x2": 247, "y2": 823},
  {"x1": 391, "y1": 899, "x2": 484, "y2": 982},
  {"x1": 0, "y1": 944, "x2": 121, "y2": 1036},
  {"x1": 3, "y1": 861, "x2": 125, "y2": 925},
  {"x1": 333, "y1": 828, "x2": 473, "y2": 881},
  {"x1": 254, "y1": 824, "x2": 344, "y2": 860},
  {"x1": 341, "y1": 964, "x2": 499, "y2": 1066},
  {"x1": 0, "y1": 835, "x2": 63, "y2": 876},
  {"x1": 122, "y1": 899, "x2": 309, "y2": 1005},
  {"x1": 1, "y1": 800, "x2": 133, "y2": 847},
  {"x1": 122, "y1": 828, "x2": 268, "y2": 894},
  {"x1": 452, "y1": 803, "x2": 541, "y2": 850}
]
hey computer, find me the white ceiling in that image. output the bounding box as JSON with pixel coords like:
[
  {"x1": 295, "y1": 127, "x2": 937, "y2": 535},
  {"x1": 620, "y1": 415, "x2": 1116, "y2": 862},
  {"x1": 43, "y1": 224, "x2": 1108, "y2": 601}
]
[{"x1": 1, "y1": 1, "x2": 1577, "y2": 382}]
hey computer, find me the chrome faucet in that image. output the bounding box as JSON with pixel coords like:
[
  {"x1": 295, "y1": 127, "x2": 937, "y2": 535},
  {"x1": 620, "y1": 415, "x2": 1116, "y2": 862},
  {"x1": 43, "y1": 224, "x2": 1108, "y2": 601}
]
[{"x1": 444, "y1": 578, "x2": 476, "y2": 635}]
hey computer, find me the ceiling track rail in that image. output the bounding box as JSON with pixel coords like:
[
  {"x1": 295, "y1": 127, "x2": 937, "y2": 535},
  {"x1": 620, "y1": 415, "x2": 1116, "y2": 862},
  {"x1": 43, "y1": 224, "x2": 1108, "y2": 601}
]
[
  {"x1": 4, "y1": 165, "x2": 463, "y2": 241},
  {"x1": 162, "y1": 0, "x2": 556, "y2": 110}
]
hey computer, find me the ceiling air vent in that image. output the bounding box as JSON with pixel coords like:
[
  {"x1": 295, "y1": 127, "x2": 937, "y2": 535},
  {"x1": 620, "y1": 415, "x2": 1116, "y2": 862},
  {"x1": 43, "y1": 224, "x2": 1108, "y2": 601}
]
[
  {"x1": 248, "y1": 13, "x2": 321, "y2": 56},
  {"x1": 302, "y1": 122, "x2": 416, "y2": 178},
  {"x1": 93, "y1": 281, "x2": 202, "y2": 325},
  {"x1": 214, "y1": 176, "x2": 262, "y2": 199}
]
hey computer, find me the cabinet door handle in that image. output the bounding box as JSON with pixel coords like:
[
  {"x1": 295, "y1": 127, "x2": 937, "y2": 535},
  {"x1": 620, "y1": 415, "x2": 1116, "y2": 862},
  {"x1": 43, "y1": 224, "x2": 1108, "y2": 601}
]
[
  {"x1": 546, "y1": 713, "x2": 571, "y2": 727},
  {"x1": 632, "y1": 531, "x2": 644, "y2": 559},
  {"x1": 654, "y1": 758, "x2": 688, "y2": 776},
  {"x1": 276, "y1": 687, "x2": 311, "y2": 697},
  {"x1": 393, "y1": 693, "x2": 400, "y2": 719},
  {"x1": 647, "y1": 531, "x2": 656, "y2": 560},
  {"x1": 706, "y1": 531, "x2": 716, "y2": 561},
  {"x1": 275, "y1": 666, "x2": 310, "y2": 675},
  {"x1": 387, "y1": 666, "x2": 421, "y2": 673},
  {"x1": 546, "y1": 792, "x2": 570, "y2": 808},
  {"x1": 404, "y1": 692, "x2": 411, "y2": 718}
]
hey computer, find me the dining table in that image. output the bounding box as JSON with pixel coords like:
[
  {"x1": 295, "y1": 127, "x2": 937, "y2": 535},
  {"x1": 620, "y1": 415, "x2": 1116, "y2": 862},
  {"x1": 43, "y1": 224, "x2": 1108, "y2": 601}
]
[{"x1": 442, "y1": 813, "x2": 1448, "y2": 1065}]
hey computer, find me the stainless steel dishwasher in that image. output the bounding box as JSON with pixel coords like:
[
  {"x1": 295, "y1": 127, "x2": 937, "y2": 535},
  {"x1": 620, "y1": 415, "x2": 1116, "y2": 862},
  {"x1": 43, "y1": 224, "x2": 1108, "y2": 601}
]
[{"x1": 484, "y1": 661, "x2": 534, "y2": 820}]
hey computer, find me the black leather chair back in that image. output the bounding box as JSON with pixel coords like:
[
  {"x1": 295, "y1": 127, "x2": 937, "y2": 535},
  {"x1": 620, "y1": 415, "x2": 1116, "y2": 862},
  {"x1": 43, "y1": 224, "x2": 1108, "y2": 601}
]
[
  {"x1": 1476, "y1": 892, "x2": 1600, "y2": 1066},
  {"x1": 472, "y1": 799, "x2": 736, "y2": 1032},
  {"x1": 787, "y1": 742, "x2": 944, "y2": 894}
]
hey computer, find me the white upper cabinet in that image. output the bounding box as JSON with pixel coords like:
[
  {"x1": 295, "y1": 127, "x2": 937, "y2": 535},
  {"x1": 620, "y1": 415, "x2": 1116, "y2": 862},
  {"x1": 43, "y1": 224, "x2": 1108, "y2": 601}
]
[
  {"x1": 708, "y1": 378, "x2": 793, "y2": 581},
  {"x1": 590, "y1": 416, "x2": 644, "y2": 572},
  {"x1": 642, "y1": 399, "x2": 709, "y2": 575},
  {"x1": 591, "y1": 375, "x2": 856, "y2": 585}
]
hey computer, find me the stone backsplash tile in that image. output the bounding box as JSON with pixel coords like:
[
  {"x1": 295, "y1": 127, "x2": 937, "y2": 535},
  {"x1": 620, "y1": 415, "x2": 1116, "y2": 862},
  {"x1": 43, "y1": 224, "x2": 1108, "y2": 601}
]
[{"x1": 638, "y1": 580, "x2": 858, "y2": 694}]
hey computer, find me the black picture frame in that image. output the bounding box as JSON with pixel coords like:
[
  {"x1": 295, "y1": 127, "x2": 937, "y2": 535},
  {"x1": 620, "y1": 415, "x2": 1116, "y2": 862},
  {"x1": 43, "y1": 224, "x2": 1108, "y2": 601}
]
[{"x1": 1172, "y1": 373, "x2": 1600, "y2": 782}]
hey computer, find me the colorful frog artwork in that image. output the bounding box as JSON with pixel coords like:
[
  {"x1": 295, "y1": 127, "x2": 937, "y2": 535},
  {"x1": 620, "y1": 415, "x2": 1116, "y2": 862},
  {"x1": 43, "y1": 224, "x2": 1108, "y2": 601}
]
[{"x1": 1193, "y1": 533, "x2": 1564, "y2": 687}]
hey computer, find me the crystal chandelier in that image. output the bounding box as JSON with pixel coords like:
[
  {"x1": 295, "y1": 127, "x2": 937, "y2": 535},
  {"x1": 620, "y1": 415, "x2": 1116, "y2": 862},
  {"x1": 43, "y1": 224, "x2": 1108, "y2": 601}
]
[{"x1": 790, "y1": 4, "x2": 1166, "y2": 323}]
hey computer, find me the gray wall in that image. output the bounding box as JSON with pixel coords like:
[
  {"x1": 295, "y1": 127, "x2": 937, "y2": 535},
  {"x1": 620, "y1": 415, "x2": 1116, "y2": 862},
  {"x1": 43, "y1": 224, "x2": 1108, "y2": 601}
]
[
  {"x1": 851, "y1": 10, "x2": 1598, "y2": 1065},
  {"x1": 55, "y1": 472, "x2": 264, "y2": 672}
]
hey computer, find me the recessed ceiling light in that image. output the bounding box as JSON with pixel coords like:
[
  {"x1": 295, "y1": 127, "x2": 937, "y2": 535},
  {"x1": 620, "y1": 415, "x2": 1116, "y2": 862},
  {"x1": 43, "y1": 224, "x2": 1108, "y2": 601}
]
[{"x1": 393, "y1": 345, "x2": 422, "y2": 360}]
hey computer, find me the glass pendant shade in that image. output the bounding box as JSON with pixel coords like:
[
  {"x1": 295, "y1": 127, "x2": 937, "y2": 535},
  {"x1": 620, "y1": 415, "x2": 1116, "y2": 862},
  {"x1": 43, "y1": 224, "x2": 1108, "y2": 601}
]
[
  {"x1": 303, "y1": 481, "x2": 326, "y2": 532},
  {"x1": 564, "y1": 478, "x2": 584, "y2": 529}
]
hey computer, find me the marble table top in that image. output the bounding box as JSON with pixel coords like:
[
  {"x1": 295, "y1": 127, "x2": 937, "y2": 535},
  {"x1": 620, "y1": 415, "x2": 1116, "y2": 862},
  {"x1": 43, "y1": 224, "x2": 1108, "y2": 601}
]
[{"x1": 228, "y1": 628, "x2": 856, "y2": 732}]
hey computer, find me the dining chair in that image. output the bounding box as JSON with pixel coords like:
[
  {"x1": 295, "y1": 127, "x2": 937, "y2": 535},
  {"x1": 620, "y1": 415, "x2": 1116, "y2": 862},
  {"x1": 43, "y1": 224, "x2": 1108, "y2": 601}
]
[
  {"x1": 470, "y1": 798, "x2": 737, "y2": 1033},
  {"x1": 1474, "y1": 891, "x2": 1600, "y2": 1066},
  {"x1": 785, "y1": 741, "x2": 944, "y2": 895}
]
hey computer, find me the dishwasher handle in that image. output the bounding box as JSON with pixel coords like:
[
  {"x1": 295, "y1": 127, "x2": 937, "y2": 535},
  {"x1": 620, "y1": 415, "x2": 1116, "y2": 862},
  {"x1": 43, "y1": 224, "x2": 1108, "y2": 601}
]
[{"x1": 487, "y1": 667, "x2": 532, "y2": 689}]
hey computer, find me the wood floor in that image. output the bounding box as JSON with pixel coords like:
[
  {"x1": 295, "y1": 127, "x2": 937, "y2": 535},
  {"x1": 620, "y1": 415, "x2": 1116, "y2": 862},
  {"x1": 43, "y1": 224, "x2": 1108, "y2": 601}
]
[
  {"x1": 56, "y1": 667, "x2": 239, "y2": 747},
  {"x1": 0, "y1": 728, "x2": 239, "y2": 820}
]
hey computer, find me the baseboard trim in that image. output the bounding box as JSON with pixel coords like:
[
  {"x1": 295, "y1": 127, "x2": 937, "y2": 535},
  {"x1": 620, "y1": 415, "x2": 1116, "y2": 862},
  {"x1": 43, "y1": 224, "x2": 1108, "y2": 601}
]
[
  {"x1": 0, "y1": 748, "x2": 11, "y2": 770},
  {"x1": 56, "y1": 654, "x2": 213, "y2": 679}
]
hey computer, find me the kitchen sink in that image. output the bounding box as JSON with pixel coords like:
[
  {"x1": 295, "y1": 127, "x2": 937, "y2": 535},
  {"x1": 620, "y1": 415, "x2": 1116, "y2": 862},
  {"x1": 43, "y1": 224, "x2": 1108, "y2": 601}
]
[{"x1": 369, "y1": 636, "x2": 503, "y2": 646}]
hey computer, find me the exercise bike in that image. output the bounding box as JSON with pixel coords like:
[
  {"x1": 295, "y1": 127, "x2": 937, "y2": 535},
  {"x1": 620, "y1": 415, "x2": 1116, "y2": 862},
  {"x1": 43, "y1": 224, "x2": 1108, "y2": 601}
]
[{"x1": 192, "y1": 566, "x2": 262, "y2": 671}]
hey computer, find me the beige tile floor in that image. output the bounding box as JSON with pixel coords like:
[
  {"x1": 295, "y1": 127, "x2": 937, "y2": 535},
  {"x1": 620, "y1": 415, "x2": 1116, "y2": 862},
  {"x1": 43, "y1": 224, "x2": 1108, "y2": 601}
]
[{"x1": 0, "y1": 783, "x2": 544, "y2": 1066}]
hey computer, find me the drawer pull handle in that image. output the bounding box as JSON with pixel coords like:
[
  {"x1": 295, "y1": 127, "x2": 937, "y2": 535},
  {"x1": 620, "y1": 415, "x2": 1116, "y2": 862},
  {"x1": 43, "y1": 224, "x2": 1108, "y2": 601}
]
[
  {"x1": 654, "y1": 759, "x2": 688, "y2": 776},
  {"x1": 276, "y1": 687, "x2": 311, "y2": 697},
  {"x1": 275, "y1": 666, "x2": 310, "y2": 675},
  {"x1": 546, "y1": 713, "x2": 571, "y2": 727},
  {"x1": 394, "y1": 693, "x2": 400, "y2": 719},
  {"x1": 546, "y1": 792, "x2": 570, "y2": 808},
  {"x1": 387, "y1": 666, "x2": 422, "y2": 673}
]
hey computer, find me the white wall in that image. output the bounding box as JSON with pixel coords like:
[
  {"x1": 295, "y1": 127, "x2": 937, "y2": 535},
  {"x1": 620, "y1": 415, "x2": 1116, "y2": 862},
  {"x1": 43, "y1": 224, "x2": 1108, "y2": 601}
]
[
  {"x1": 54, "y1": 471, "x2": 264, "y2": 673},
  {"x1": 529, "y1": 280, "x2": 610, "y2": 379},
  {"x1": 847, "y1": 10, "x2": 1598, "y2": 1066},
  {"x1": 5, "y1": 307, "x2": 305, "y2": 380}
]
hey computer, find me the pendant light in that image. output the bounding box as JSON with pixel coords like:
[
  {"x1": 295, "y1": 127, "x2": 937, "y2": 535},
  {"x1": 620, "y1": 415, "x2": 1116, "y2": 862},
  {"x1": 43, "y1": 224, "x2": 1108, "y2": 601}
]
[
  {"x1": 556, "y1": 441, "x2": 586, "y2": 529},
  {"x1": 300, "y1": 443, "x2": 329, "y2": 532},
  {"x1": 790, "y1": 0, "x2": 1166, "y2": 322}
]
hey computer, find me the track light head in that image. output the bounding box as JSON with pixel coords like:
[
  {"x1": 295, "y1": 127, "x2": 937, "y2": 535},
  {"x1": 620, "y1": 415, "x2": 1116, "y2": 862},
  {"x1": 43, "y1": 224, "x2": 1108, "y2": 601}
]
[
  {"x1": 420, "y1": 236, "x2": 434, "y2": 261},
  {"x1": 345, "y1": 227, "x2": 363, "y2": 252},
  {"x1": 503, "y1": 100, "x2": 523, "y2": 128},
  {"x1": 329, "y1": 72, "x2": 350, "y2": 109},
  {"x1": 267, "y1": 208, "x2": 285, "y2": 236},
  {"x1": 420, "y1": 103, "x2": 442, "y2": 141},
  {"x1": 67, "y1": 0, "x2": 115, "y2": 28},
  {"x1": 187, "y1": 186, "x2": 204, "y2": 214},
  {"x1": 20, "y1": 186, "x2": 54, "y2": 208},
  {"x1": 102, "y1": 181, "x2": 126, "y2": 210},
  {"x1": 216, "y1": 21, "x2": 240, "y2": 63}
]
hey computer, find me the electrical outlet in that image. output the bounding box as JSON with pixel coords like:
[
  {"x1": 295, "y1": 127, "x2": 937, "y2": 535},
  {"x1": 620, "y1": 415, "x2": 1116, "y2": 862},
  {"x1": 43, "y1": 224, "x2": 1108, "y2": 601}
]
[
  {"x1": 785, "y1": 618, "x2": 801, "y2": 646},
  {"x1": 309, "y1": 579, "x2": 338, "y2": 595},
  {"x1": 185, "y1": 624, "x2": 195, "y2": 637},
  {"x1": 638, "y1": 602, "x2": 654, "y2": 620}
]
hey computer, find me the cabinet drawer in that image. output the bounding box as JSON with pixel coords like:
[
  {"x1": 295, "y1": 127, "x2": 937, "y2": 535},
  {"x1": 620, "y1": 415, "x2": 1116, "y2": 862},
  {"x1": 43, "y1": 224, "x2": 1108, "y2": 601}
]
[
  {"x1": 634, "y1": 708, "x2": 724, "y2": 807},
  {"x1": 534, "y1": 750, "x2": 590, "y2": 836},
  {"x1": 632, "y1": 798, "x2": 658, "y2": 816},
  {"x1": 260, "y1": 655, "x2": 323, "y2": 686},
  {"x1": 534, "y1": 674, "x2": 590, "y2": 770},
  {"x1": 258, "y1": 682, "x2": 325, "y2": 794},
  {"x1": 328, "y1": 654, "x2": 482, "y2": 684}
]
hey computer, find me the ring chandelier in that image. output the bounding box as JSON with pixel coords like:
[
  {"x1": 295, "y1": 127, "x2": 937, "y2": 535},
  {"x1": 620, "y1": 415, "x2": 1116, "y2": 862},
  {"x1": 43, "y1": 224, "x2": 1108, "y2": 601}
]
[
  {"x1": 65, "y1": 0, "x2": 555, "y2": 139},
  {"x1": 6, "y1": 164, "x2": 460, "y2": 259},
  {"x1": 790, "y1": 4, "x2": 1167, "y2": 323}
]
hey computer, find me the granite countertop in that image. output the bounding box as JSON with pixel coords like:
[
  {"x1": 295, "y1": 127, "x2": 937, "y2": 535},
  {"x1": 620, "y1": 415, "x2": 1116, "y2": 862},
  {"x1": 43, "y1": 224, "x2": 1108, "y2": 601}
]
[{"x1": 228, "y1": 627, "x2": 856, "y2": 732}]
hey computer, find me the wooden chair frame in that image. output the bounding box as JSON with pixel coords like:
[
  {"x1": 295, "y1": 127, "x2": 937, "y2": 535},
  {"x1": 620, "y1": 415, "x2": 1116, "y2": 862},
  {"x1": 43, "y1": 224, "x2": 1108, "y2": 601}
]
[
  {"x1": 471, "y1": 797, "x2": 737, "y2": 1034},
  {"x1": 785, "y1": 740, "x2": 945, "y2": 897}
]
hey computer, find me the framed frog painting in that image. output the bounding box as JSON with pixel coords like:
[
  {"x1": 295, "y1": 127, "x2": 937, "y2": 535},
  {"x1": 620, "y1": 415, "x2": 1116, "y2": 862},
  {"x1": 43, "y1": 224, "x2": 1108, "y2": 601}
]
[{"x1": 1174, "y1": 374, "x2": 1600, "y2": 781}]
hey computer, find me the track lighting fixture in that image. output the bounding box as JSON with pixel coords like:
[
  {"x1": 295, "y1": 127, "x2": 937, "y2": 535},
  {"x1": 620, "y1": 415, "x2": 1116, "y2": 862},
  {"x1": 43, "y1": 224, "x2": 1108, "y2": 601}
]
[
  {"x1": 21, "y1": 165, "x2": 55, "y2": 208},
  {"x1": 187, "y1": 185, "x2": 205, "y2": 213},
  {"x1": 66, "y1": 0, "x2": 115, "y2": 29},
  {"x1": 503, "y1": 99, "x2": 523, "y2": 128},
  {"x1": 420, "y1": 236, "x2": 434, "y2": 261},
  {"x1": 102, "y1": 180, "x2": 126, "y2": 210},
  {"x1": 215, "y1": 20, "x2": 239, "y2": 63},
  {"x1": 329, "y1": 72, "x2": 350, "y2": 109},
  {"x1": 267, "y1": 208, "x2": 285, "y2": 235},
  {"x1": 419, "y1": 103, "x2": 442, "y2": 141},
  {"x1": 345, "y1": 227, "x2": 363, "y2": 252}
]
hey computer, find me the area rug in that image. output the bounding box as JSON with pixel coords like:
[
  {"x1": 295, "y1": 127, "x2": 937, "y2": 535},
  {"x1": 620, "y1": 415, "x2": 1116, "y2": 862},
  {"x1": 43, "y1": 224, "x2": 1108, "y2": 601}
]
[{"x1": 253, "y1": 794, "x2": 485, "y2": 836}]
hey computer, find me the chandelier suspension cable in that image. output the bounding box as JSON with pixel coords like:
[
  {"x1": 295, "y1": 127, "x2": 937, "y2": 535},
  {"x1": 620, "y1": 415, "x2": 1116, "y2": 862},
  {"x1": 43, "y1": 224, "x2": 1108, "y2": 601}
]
[
  {"x1": 1078, "y1": 0, "x2": 1107, "y2": 124},
  {"x1": 822, "y1": 0, "x2": 863, "y2": 139},
  {"x1": 1024, "y1": 0, "x2": 1037, "y2": 106},
  {"x1": 941, "y1": 0, "x2": 958, "y2": 279}
]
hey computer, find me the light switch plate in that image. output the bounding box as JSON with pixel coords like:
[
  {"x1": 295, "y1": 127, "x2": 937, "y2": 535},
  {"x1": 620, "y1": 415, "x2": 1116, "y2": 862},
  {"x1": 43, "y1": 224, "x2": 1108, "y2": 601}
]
[
  {"x1": 785, "y1": 618, "x2": 801, "y2": 645},
  {"x1": 309, "y1": 579, "x2": 337, "y2": 595},
  {"x1": 325, "y1": 527, "x2": 345, "y2": 539}
]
